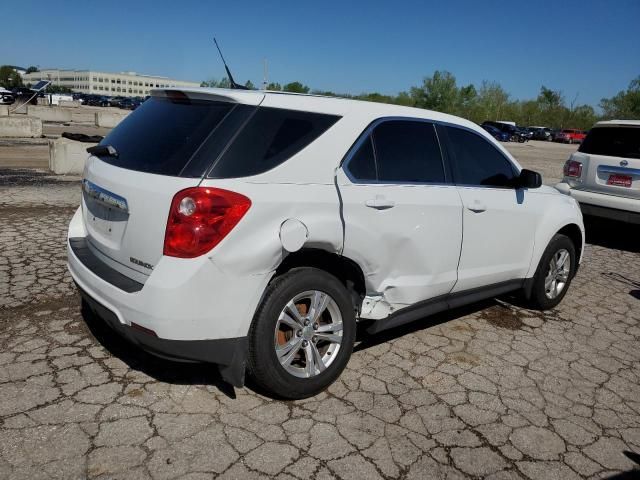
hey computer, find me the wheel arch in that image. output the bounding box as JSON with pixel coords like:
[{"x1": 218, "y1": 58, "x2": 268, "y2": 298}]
[
  {"x1": 557, "y1": 223, "x2": 584, "y2": 265},
  {"x1": 523, "y1": 220, "x2": 584, "y2": 300},
  {"x1": 274, "y1": 248, "x2": 366, "y2": 312}
]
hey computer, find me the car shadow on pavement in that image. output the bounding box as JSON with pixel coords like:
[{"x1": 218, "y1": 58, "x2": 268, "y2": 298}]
[
  {"x1": 584, "y1": 216, "x2": 640, "y2": 302},
  {"x1": 354, "y1": 299, "x2": 498, "y2": 352},
  {"x1": 80, "y1": 301, "x2": 238, "y2": 398},
  {"x1": 584, "y1": 216, "x2": 640, "y2": 253},
  {"x1": 604, "y1": 451, "x2": 640, "y2": 479}
]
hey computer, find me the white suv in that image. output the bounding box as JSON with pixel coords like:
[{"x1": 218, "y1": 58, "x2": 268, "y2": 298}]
[
  {"x1": 556, "y1": 120, "x2": 640, "y2": 224},
  {"x1": 68, "y1": 88, "x2": 584, "y2": 399}
]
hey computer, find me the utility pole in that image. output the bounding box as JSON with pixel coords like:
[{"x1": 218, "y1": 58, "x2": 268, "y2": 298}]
[{"x1": 262, "y1": 58, "x2": 268, "y2": 90}]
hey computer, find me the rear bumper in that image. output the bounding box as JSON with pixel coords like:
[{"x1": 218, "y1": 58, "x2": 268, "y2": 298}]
[
  {"x1": 555, "y1": 183, "x2": 640, "y2": 224},
  {"x1": 66, "y1": 207, "x2": 273, "y2": 385},
  {"x1": 79, "y1": 286, "x2": 247, "y2": 386}
]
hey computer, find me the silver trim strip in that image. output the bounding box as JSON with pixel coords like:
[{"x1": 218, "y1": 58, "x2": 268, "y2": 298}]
[
  {"x1": 597, "y1": 165, "x2": 640, "y2": 176},
  {"x1": 82, "y1": 179, "x2": 129, "y2": 212}
]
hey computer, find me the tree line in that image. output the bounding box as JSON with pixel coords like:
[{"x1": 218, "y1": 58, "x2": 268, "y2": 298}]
[
  {"x1": 202, "y1": 71, "x2": 640, "y2": 130},
  {"x1": 0, "y1": 65, "x2": 74, "y2": 94},
  {"x1": 2, "y1": 64, "x2": 636, "y2": 128}
]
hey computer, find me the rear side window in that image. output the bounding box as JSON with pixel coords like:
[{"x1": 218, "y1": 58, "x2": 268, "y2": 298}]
[
  {"x1": 579, "y1": 127, "x2": 640, "y2": 159},
  {"x1": 345, "y1": 119, "x2": 445, "y2": 183},
  {"x1": 372, "y1": 121, "x2": 445, "y2": 183},
  {"x1": 347, "y1": 136, "x2": 377, "y2": 181},
  {"x1": 445, "y1": 126, "x2": 517, "y2": 187},
  {"x1": 208, "y1": 107, "x2": 340, "y2": 178},
  {"x1": 96, "y1": 96, "x2": 234, "y2": 177}
]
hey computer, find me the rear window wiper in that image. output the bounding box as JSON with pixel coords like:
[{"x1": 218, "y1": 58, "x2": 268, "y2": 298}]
[{"x1": 87, "y1": 144, "x2": 119, "y2": 158}]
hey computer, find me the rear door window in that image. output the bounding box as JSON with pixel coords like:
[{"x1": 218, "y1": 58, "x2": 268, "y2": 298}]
[
  {"x1": 445, "y1": 126, "x2": 518, "y2": 187},
  {"x1": 95, "y1": 96, "x2": 236, "y2": 177},
  {"x1": 579, "y1": 127, "x2": 640, "y2": 159},
  {"x1": 346, "y1": 136, "x2": 377, "y2": 181},
  {"x1": 208, "y1": 107, "x2": 340, "y2": 178},
  {"x1": 372, "y1": 120, "x2": 445, "y2": 183}
]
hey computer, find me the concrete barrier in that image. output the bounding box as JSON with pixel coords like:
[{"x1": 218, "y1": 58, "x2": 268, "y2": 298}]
[
  {"x1": 59, "y1": 100, "x2": 81, "y2": 108},
  {"x1": 0, "y1": 116, "x2": 43, "y2": 138},
  {"x1": 27, "y1": 105, "x2": 73, "y2": 123},
  {"x1": 11, "y1": 102, "x2": 28, "y2": 114},
  {"x1": 95, "y1": 110, "x2": 128, "y2": 128},
  {"x1": 71, "y1": 111, "x2": 96, "y2": 123},
  {"x1": 49, "y1": 137, "x2": 96, "y2": 174},
  {"x1": 0, "y1": 105, "x2": 8, "y2": 116}
]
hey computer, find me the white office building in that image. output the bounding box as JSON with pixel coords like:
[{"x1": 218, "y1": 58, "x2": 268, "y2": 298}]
[{"x1": 22, "y1": 69, "x2": 200, "y2": 97}]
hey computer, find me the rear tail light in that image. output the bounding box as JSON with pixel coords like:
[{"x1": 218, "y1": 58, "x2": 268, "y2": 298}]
[
  {"x1": 563, "y1": 160, "x2": 583, "y2": 178},
  {"x1": 164, "y1": 187, "x2": 251, "y2": 258}
]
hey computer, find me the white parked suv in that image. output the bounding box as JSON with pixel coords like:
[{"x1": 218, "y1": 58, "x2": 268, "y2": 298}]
[
  {"x1": 67, "y1": 88, "x2": 584, "y2": 398},
  {"x1": 556, "y1": 120, "x2": 640, "y2": 224}
]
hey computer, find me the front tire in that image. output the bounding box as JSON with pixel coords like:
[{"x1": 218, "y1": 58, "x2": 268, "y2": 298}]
[
  {"x1": 247, "y1": 267, "x2": 356, "y2": 399},
  {"x1": 527, "y1": 234, "x2": 576, "y2": 310}
]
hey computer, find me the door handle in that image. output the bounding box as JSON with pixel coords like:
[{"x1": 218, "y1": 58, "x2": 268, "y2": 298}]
[
  {"x1": 365, "y1": 196, "x2": 395, "y2": 210},
  {"x1": 467, "y1": 200, "x2": 487, "y2": 213}
]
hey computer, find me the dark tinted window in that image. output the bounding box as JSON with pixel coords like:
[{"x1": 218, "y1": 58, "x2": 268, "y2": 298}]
[
  {"x1": 446, "y1": 126, "x2": 517, "y2": 187},
  {"x1": 96, "y1": 96, "x2": 233, "y2": 177},
  {"x1": 579, "y1": 127, "x2": 640, "y2": 159},
  {"x1": 372, "y1": 120, "x2": 445, "y2": 183},
  {"x1": 347, "y1": 136, "x2": 377, "y2": 181},
  {"x1": 209, "y1": 107, "x2": 340, "y2": 178}
]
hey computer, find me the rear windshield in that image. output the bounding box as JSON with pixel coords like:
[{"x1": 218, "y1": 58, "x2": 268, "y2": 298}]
[
  {"x1": 207, "y1": 107, "x2": 340, "y2": 178},
  {"x1": 95, "y1": 96, "x2": 236, "y2": 177},
  {"x1": 95, "y1": 97, "x2": 340, "y2": 178},
  {"x1": 579, "y1": 126, "x2": 640, "y2": 159}
]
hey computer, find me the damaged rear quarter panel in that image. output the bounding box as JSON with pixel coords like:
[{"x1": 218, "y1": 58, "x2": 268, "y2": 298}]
[{"x1": 197, "y1": 179, "x2": 344, "y2": 276}]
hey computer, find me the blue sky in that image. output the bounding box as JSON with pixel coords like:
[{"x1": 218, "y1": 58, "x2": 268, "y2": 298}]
[{"x1": 2, "y1": 0, "x2": 639, "y2": 107}]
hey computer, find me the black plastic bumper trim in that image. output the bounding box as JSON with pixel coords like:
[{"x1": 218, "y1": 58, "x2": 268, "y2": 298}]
[
  {"x1": 579, "y1": 203, "x2": 640, "y2": 225},
  {"x1": 78, "y1": 285, "x2": 248, "y2": 387},
  {"x1": 69, "y1": 237, "x2": 144, "y2": 293}
]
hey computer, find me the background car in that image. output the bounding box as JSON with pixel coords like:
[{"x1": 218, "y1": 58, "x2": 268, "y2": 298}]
[
  {"x1": 517, "y1": 126, "x2": 533, "y2": 141},
  {"x1": 482, "y1": 121, "x2": 523, "y2": 142},
  {"x1": 120, "y1": 97, "x2": 144, "y2": 110},
  {"x1": 555, "y1": 129, "x2": 587, "y2": 144},
  {"x1": 108, "y1": 96, "x2": 126, "y2": 108},
  {"x1": 481, "y1": 124, "x2": 510, "y2": 142},
  {"x1": 556, "y1": 120, "x2": 640, "y2": 223},
  {"x1": 84, "y1": 95, "x2": 110, "y2": 107},
  {"x1": 0, "y1": 87, "x2": 15, "y2": 105},
  {"x1": 11, "y1": 86, "x2": 39, "y2": 105},
  {"x1": 532, "y1": 127, "x2": 553, "y2": 141}
]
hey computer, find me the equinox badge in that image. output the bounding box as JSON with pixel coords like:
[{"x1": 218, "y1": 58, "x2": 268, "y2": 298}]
[{"x1": 130, "y1": 257, "x2": 154, "y2": 270}]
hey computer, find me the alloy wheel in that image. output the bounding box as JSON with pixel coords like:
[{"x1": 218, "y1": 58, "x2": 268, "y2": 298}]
[
  {"x1": 274, "y1": 290, "x2": 343, "y2": 378},
  {"x1": 544, "y1": 249, "x2": 571, "y2": 299}
]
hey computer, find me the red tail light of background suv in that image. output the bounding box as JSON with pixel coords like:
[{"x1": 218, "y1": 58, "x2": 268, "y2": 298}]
[
  {"x1": 563, "y1": 160, "x2": 583, "y2": 178},
  {"x1": 164, "y1": 187, "x2": 251, "y2": 258}
]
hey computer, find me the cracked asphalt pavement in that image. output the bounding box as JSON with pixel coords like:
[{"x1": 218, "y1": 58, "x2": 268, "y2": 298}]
[{"x1": 1, "y1": 156, "x2": 640, "y2": 479}]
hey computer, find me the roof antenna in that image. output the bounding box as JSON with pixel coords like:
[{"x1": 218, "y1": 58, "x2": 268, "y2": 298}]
[{"x1": 213, "y1": 38, "x2": 249, "y2": 90}]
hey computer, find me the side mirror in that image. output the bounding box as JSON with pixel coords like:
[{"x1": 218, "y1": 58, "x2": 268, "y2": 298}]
[{"x1": 517, "y1": 169, "x2": 542, "y2": 189}]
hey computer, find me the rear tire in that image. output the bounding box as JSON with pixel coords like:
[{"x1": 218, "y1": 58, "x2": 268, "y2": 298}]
[
  {"x1": 527, "y1": 234, "x2": 576, "y2": 310},
  {"x1": 247, "y1": 267, "x2": 356, "y2": 399}
]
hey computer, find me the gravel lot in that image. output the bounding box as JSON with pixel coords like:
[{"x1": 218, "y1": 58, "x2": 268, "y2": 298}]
[{"x1": 1, "y1": 141, "x2": 639, "y2": 479}]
